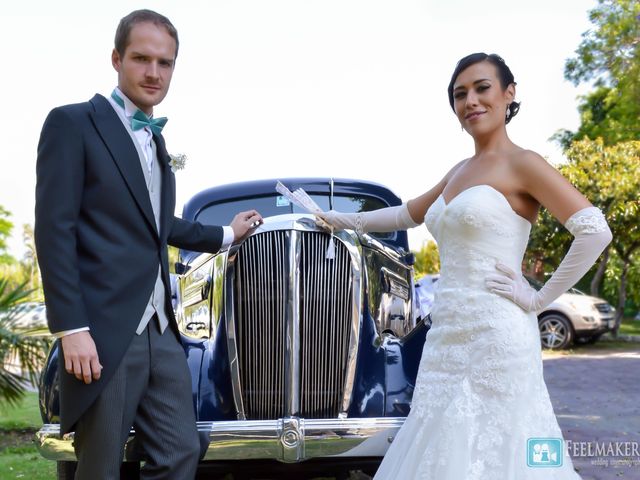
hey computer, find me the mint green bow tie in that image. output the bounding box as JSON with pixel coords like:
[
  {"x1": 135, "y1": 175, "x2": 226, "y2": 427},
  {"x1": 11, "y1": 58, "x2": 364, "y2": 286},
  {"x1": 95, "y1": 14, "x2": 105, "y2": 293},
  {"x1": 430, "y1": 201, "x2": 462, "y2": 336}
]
[{"x1": 111, "y1": 90, "x2": 168, "y2": 136}]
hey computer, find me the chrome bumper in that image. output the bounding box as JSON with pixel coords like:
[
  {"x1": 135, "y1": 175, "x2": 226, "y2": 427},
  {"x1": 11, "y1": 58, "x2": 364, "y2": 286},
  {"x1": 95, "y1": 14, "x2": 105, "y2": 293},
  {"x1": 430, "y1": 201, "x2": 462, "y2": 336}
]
[{"x1": 36, "y1": 417, "x2": 405, "y2": 463}]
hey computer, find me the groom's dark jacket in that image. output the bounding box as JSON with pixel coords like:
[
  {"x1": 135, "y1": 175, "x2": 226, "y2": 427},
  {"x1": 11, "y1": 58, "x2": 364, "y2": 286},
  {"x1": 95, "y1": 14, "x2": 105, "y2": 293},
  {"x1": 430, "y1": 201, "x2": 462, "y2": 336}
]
[{"x1": 35, "y1": 94, "x2": 223, "y2": 434}]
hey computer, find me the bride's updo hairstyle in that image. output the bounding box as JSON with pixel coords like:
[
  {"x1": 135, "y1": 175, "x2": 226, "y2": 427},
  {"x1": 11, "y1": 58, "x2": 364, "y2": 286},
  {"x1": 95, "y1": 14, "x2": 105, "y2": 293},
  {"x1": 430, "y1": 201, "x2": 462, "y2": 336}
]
[{"x1": 447, "y1": 52, "x2": 521, "y2": 124}]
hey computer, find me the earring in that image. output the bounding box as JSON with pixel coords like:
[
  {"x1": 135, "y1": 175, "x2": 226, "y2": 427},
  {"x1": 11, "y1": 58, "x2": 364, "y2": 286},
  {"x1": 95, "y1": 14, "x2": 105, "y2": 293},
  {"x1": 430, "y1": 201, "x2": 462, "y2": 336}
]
[{"x1": 505, "y1": 104, "x2": 511, "y2": 119}]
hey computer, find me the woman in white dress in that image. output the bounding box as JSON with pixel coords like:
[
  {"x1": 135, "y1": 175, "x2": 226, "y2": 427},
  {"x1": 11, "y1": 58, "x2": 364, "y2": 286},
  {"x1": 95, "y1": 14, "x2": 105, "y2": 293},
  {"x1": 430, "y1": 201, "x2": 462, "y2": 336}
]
[{"x1": 318, "y1": 53, "x2": 612, "y2": 479}]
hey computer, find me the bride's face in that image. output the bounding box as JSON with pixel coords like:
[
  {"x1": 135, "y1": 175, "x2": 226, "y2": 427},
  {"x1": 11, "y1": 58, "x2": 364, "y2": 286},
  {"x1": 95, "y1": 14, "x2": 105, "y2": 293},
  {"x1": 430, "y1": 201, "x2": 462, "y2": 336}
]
[{"x1": 451, "y1": 60, "x2": 514, "y2": 137}]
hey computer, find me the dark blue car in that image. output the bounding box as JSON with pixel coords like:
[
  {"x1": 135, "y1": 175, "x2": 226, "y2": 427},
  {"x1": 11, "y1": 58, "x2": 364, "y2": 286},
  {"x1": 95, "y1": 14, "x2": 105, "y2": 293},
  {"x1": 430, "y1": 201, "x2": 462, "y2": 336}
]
[{"x1": 37, "y1": 178, "x2": 430, "y2": 479}]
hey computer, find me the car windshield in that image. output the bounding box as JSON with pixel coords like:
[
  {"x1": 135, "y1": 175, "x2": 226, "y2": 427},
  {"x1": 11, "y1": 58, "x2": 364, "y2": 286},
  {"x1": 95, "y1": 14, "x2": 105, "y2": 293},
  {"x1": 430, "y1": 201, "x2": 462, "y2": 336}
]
[{"x1": 196, "y1": 193, "x2": 393, "y2": 239}]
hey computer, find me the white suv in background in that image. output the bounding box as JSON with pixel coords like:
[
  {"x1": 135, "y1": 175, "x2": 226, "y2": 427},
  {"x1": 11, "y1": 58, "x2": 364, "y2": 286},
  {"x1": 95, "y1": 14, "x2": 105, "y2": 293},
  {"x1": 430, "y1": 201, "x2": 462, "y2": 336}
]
[
  {"x1": 413, "y1": 274, "x2": 616, "y2": 349},
  {"x1": 529, "y1": 278, "x2": 616, "y2": 349}
]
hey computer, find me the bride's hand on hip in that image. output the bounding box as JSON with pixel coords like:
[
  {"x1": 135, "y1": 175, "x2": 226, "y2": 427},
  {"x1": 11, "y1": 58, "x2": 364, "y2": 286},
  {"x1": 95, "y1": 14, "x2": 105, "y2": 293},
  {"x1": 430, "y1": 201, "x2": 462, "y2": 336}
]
[{"x1": 485, "y1": 262, "x2": 539, "y2": 312}]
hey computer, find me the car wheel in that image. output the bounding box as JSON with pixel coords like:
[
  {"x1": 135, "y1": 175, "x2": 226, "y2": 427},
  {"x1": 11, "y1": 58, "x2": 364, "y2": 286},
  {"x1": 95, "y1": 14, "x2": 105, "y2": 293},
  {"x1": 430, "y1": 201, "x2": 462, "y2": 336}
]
[
  {"x1": 538, "y1": 313, "x2": 573, "y2": 349},
  {"x1": 57, "y1": 461, "x2": 76, "y2": 480}
]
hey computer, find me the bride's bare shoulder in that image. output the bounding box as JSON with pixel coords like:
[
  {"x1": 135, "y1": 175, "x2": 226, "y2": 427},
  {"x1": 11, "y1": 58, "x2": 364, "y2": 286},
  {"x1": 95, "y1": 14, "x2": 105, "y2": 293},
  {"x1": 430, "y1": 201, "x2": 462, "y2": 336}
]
[
  {"x1": 508, "y1": 148, "x2": 557, "y2": 179},
  {"x1": 510, "y1": 148, "x2": 548, "y2": 167}
]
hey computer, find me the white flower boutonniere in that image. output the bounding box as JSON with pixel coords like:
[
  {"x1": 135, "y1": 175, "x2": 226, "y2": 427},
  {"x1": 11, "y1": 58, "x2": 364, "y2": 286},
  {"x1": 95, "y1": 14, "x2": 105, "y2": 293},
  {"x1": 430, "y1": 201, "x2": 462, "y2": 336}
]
[{"x1": 169, "y1": 153, "x2": 187, "y2": 172}]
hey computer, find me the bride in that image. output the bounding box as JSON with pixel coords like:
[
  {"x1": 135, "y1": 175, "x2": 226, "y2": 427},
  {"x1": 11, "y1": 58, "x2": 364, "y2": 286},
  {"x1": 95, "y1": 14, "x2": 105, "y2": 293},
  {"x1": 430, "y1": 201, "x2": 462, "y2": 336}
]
[{"x1": 318, "y1": 53, "x2": 611, "y2": 479}]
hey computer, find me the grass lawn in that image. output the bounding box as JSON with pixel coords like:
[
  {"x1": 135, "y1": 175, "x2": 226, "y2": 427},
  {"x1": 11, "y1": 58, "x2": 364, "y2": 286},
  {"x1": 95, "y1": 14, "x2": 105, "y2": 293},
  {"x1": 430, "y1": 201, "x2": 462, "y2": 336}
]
[
  {"x1": 0, "y1": 391, "x2": 56, "y2": 479},
  {"x1": 0, "y1": 390, "x2": 42, "y2": 430},
  {"x1": 619, "y1": 316, "x2": 640, "y2": 336}
]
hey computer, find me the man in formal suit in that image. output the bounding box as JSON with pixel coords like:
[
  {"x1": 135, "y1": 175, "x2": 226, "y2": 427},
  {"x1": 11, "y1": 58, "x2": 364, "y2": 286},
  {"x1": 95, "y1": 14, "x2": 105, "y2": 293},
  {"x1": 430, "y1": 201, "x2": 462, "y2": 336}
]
[{"x1": 34, "y1": 9, "x2": 262, "y2": 479}]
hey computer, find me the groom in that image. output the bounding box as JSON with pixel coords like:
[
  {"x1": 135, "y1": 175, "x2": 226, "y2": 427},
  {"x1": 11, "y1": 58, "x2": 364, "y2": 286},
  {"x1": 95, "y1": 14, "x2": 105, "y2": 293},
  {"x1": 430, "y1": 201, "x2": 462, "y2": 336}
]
[{"x1": 34, "y1": 9, "x2": 262, "y2": 479}]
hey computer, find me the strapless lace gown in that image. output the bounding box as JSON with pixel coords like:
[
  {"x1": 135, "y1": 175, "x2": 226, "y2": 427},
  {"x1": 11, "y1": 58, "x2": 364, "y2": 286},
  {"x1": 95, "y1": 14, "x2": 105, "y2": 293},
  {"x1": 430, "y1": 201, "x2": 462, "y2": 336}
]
[{"x1": 374, "y1": 185, "x2": 581, "y2": 479}]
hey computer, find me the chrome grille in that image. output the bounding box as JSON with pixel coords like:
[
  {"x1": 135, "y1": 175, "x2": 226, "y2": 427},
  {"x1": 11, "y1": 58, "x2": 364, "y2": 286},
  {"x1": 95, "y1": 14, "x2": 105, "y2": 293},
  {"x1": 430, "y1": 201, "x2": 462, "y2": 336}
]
[
  {"x1": 299, "y1": 233, "x2": 352, "y2": 418},
  {"x1": 235, "y1": 231, "x2": 288, "y2": 420},
  {"x1": 233, "y1": 231, "x2": 353, "y2": 420},
  {"x1": 595, "y1": 303, "x2": 612, "y2": 313}
]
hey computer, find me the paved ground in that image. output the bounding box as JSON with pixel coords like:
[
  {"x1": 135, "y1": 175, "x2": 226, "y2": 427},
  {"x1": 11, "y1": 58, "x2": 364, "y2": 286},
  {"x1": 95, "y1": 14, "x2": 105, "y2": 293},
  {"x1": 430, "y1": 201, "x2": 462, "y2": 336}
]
[{"x1": 543, "y1": 345, "x2": 640, "y2": 479}]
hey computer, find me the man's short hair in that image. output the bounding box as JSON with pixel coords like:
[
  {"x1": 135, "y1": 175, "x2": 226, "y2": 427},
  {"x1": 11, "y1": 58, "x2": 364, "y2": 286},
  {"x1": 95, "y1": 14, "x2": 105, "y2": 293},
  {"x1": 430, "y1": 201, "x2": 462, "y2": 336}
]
[{"x1": 114, "y1": 9, "x2": 179, "y2": 59}]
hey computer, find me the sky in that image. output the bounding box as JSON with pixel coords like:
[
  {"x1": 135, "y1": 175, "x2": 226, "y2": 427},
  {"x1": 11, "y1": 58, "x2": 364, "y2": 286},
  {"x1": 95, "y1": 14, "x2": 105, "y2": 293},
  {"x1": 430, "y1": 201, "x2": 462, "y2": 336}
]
[{"x1": 0, "y1": 0, "x2": 597, "y2": 257}]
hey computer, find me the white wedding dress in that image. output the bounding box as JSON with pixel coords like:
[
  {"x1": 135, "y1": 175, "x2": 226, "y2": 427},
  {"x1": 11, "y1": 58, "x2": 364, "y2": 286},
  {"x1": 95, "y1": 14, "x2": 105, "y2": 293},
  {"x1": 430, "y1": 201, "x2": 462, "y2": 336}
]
[{"x1": 374, "y1": 185, "x2": 581, "y2": 479}]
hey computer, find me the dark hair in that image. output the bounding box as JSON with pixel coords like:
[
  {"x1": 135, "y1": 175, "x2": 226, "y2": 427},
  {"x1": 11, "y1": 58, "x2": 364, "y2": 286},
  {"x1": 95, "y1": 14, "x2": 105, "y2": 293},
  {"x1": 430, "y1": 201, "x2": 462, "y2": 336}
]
[
  {"x1": 114, "y1": 9, "x2": 179, "y2": 59},
  {"x1": 447, "y1": 52, "x2": 520, "y2": 124}
]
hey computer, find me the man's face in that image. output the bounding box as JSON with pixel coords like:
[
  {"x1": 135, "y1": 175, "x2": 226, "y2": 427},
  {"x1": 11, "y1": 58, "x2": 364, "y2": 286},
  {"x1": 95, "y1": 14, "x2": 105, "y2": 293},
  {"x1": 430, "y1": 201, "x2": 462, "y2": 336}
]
[{"x1": 112, "y1": 22, "x2": 176, "y2": 115}]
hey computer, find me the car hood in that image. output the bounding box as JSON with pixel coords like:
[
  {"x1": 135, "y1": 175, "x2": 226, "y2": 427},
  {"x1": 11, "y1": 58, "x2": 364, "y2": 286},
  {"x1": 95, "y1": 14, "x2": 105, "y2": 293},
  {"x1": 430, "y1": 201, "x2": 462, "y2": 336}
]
[{"x1": 548, "y1": 292, "x2": 611, "y2": 309}]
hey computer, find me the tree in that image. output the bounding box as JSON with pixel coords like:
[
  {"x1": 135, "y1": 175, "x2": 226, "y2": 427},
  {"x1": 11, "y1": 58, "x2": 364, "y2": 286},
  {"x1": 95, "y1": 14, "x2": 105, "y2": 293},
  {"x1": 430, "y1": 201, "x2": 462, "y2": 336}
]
[
  {"x1": 526, "y1": 139, "x2": 640, "y2": 331},
  {"x1": 603, "y1": 249, "x2": 640, "y2": 316},
  {"x1": 21, "y1": 224, "x2": 42, "y2": 298},
  {"x1": 554, "y1": 0, "x2": 640, "y2": 147},
  {"x1": 413, "y1": 240, "x2": 440, "y2": 278},
  {"x1": 0, "y1": 205, "x2": 15, "y2": 265},
  {"x1": 0, "y1": 221, "x2": 43, "y2": 301},
  {"x1": 0, "y1": 279, "x2": 51, "y2": 406}
]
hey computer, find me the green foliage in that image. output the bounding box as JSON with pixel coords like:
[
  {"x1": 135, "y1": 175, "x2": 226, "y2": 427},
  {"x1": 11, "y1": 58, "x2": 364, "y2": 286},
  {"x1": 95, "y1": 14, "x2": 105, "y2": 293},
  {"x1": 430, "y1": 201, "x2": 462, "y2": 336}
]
[
  {"x1": 0, "y1": 264, "x2": 30, "y2": 292},
  {"x1": 0, "y1": 280, "x2": 51, "y2": 407},
  {"x1": 0, "y1": 205, "x2": 15, "y2": 265},
  {"x1": 526, "y1": 209, "x2": 572, "y2": 279},
  {"x1": 604, "y1": 249, "x2": 640, "y2": 306},
  {"x1": 413, "y1": 240, "x2": 440, "y2": 278},
  {"x1": 0, "y1": 224, "x2": 43, "y2": 302},
  {"x1": 564, "y1": 0, "x2": 640, "y2": 85},
  {"x1": 168, "y1": 245, "x2": 179, "y2": 274},
  {"x1": 0, "y1": 207, "x2": 41, "y2": 300},
  {"x1": 557, "y1": 0, "x2": 640, "y2": 146},
  {"x1": 20, "y1": 224, "x2": 41, "y2": 299}
]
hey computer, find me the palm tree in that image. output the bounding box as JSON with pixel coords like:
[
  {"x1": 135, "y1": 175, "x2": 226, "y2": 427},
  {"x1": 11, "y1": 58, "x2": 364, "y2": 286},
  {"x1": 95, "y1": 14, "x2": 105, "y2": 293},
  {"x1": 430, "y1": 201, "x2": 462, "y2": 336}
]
[
  {"x1": 0, "y1": 278, "x2": 51, "y2": 406},
  {"x1": 22, "y1": 223, "x2": 41, "y2": 295}
]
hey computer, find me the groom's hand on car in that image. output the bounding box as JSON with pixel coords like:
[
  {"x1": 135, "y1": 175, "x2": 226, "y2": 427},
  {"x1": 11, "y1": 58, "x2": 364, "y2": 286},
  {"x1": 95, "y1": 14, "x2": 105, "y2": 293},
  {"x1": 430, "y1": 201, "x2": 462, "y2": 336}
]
[{"x1": 230, "y1": 210, "x2": 263, "y2": 243}]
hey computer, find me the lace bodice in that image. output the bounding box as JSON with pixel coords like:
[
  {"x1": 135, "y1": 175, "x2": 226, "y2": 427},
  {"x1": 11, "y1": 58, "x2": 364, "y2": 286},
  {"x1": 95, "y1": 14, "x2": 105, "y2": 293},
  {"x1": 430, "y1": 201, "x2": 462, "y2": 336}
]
[{"x1": 425, "y1": 184, "x2": 531, "y2": 293}]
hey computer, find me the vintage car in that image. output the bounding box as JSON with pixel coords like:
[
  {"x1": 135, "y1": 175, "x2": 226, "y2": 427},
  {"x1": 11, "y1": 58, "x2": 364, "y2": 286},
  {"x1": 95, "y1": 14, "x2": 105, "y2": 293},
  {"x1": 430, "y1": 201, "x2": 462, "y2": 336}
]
[{"x1": 36, "y1": 177, "x2": 430, "y2": 479}]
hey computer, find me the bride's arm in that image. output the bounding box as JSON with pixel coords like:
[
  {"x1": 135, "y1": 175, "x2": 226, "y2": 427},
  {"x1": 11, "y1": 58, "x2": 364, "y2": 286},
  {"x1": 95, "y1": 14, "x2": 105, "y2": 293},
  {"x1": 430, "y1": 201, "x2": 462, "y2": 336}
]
[
  {"x1": 405, "y1": 176, "x2": 449, "y2": 224},
  {"x1": 318, "y1": 160, "x2": 465, "y2": 233},
  {"x1": 486, "y1": 151, "x2": 612, "y2": 311}
]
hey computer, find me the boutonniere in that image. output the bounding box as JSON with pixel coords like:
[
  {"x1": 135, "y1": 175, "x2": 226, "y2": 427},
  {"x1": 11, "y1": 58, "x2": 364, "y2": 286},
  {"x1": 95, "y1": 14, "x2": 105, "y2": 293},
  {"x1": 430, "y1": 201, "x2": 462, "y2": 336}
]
[{"x1": 168, "y1": 153, "x2": 187, "y2": 172}]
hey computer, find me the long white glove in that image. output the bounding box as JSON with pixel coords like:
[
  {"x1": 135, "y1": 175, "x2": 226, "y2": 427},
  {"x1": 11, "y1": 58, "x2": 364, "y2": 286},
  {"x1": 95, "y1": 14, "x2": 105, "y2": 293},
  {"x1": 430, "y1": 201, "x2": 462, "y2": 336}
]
[
  {"x1": 485, "y1": 206, "x2": 612, "y2": 312},
  {"x1": 316, "y1": 203, "x2": 419, "y2": 235}
]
